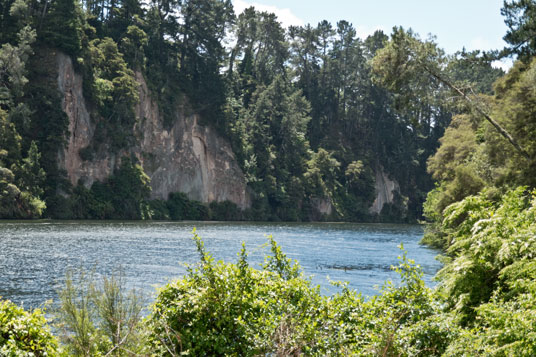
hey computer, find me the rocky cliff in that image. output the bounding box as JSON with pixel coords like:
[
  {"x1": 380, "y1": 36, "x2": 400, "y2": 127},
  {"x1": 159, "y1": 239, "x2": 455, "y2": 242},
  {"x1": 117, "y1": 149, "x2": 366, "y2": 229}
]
[
  {"x1": 56, "y1": 53, "x2": 250, "y2": 209},
  {"x1": 370, "y1": 166, "x2": 401, "y2": 215}
]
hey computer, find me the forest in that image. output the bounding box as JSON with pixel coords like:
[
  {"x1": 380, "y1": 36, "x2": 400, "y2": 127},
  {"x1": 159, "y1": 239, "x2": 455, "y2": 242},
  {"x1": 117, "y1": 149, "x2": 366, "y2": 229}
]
[
  {"x1": 2, "y1": 0, "x2": 536, "y2": 355},
  {"x1": 0, "y1": 0, "x2": 505, "y2": 222}
]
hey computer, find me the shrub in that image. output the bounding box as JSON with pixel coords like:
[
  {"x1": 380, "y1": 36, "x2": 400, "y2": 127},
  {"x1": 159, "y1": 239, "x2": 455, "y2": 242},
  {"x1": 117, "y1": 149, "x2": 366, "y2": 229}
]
[
  {"x1": 147, "y1": 199, "x2": 170, "y2": 220},
  {"x1": 209, "y1": 200, "x2": 241, "y2": 220},
  {"x1": 167, "y1": 192, "x2": 208, "y2": 220},
  {"x1": 55, "y1": 269, "x2": 147, "y2": 356},
  {"x1": 146, "y1": 232, "x2": 324, "y2": 355},
  {"x1": 437, "y1": 187, "x2": 536, "y2": 325},
  {"x1": 146, "y1": 231, "x2": 441, "y2": 356},
  {"x1": 0, "y1": 299, "x2": 59, "y2": 355}
]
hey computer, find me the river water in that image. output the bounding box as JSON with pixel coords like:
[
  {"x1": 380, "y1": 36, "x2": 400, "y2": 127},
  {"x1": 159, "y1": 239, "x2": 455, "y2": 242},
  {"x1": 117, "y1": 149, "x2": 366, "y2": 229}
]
[{"x1": 0, "y1": 221, "x2": 441, "y2": 308}]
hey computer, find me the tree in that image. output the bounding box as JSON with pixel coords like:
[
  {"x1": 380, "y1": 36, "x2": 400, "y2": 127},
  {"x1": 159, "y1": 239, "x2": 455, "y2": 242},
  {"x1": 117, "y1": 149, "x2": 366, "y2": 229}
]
[
  {"x1": 372, "y1": 26, "x2": 529, "y2": 160},
  {"x1": 502, "y1": 0, "x2": 536, "y2": 60},
  {"x1": 233, "y1": 75, "x2": 312, "y2": 220},
  {"x1": 120, "y1": 23, "x2": 148, "y2": 69},
  {"x1": 108, "y1": 157, "x2": 151, "y2": 219},
  {"x1": 0, "y1": 24, "x2": 35, "y2": 109},
  {"x1": 231, "y1": 8, "x2": 287, "y2": 85},
  {"x1": 40, "y1": 0, "x2": 83, "y2": 56},
  {"x1": 0, "y1": 106, "x2": 45, "y2": 218},
  {"x1": 178, "y1": 0, "x2": 234, "y2": 120},
  {"x1": 15, "y1": 140, "x2": 45, "y2": 198},
  {"x1": 88, "y1": 37, "x2": 139, "y2": 150},
  {"x1": 446, "y1": 49, "x2": 504, "y2": 95},
  {"x1": 488, "y1": 57, "x2": 536, "y2": 187},
  {"x1": 304, "y1": 148, "x2": 341, "y2": 210},
  {"x1": 0, "y1": 299, "x2": 59, "y2": 355}
]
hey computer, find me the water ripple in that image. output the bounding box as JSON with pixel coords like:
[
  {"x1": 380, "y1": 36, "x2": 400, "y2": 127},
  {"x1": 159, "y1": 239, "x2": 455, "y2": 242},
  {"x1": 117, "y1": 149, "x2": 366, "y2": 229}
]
[{"x1": 0, "y1": 221, "x2": 442, "y2": 308}]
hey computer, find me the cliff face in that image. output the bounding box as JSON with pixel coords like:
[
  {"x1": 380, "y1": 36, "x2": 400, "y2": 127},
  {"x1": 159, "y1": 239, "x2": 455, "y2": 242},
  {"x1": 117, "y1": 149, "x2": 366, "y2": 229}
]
[
  {"x1": 56, "y1": 53, "x2": 250, "y2": 209},
  {"x1": 370, "y1": 166, "x2": 400, "y2": 215}
]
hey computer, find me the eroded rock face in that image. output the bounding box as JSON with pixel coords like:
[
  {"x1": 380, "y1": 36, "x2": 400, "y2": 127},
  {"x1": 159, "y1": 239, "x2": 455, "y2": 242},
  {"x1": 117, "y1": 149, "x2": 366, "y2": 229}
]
[
  {"x1": 57, "y1": 52, "x2": 250, "y2": 209},
  {"x1": 369, "y1": 166, "x2": 400, "y2": 214},
  {"x1": 57, "y1": 53, "x2": 114, "y2": 185},
  {"x1": 311, "y1": 197, "x2": 333, "y2": 216}
]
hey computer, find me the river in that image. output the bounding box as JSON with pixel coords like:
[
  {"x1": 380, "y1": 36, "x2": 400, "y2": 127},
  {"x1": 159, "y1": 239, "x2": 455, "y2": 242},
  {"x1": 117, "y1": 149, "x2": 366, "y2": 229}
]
[{"x1": 0, "y1": 221, "x2": 441, "y2": 308}]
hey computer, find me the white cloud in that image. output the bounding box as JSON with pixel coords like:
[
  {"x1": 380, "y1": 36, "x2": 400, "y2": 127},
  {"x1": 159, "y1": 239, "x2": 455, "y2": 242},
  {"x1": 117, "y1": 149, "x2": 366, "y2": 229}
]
[
  {"x1": 233, "y1": 0, "x2": 304, "y2": 28},
  {"x1": 468, "y1": 37, "x2": 513, "y2": 71},
  {"x1": 492, "y1": 58, "x2": 514, "y2": 72}
]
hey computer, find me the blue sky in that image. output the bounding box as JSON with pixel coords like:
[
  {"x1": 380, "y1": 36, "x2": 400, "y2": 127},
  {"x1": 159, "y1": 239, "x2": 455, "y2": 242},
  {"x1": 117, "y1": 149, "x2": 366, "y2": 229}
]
[{"x1": 232, "y1": 0, "x2": 511, "y2": 67}]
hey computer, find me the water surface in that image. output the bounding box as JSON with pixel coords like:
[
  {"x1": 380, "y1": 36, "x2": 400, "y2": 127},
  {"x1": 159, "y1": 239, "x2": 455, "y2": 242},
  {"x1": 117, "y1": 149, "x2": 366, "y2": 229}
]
[{"x1": 0, "y1": 221, "x2": 441, "y2": 308}]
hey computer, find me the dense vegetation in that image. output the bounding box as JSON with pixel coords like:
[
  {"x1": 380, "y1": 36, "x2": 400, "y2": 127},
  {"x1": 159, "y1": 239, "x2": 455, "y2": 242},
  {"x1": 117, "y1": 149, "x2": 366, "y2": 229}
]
[
  {"x1": 0, "y1": 0, "x2": 504, "y2": 222},
  {"x1": 2, "y1": 0, "x2": 536, "y2": 355}
]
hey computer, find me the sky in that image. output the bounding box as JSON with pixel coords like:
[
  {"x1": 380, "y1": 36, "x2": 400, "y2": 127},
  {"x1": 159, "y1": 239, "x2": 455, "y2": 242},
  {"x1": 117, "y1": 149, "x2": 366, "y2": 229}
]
[{"x1": 232, "y1": 0, "x2": 512, "y2": 70}]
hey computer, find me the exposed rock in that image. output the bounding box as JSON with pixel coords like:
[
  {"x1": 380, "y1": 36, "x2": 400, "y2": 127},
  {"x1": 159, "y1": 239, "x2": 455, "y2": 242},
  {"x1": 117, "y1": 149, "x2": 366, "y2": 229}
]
[
  {"x1": 57, "y1": 53, "x2": 114, "y2": 185},
  {"x1": 56, "y1": 52, "x2": 250, "y2": 209},
  {"x1": 133, "y1": 72, "x2": 250, "y2": 208},
  {"x1": 311, "y1": 197, "x2": 333, "y2": 216},
  {"x1": 369, "y1": 166, "x2": 400, "y2": 214}
]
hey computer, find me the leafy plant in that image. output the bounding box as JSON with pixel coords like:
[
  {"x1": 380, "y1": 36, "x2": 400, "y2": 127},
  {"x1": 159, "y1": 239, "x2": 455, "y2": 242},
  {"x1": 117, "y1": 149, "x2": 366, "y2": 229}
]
[
  {"x1": 55, "y1": 269, "x2": 147, "y2": 356},
  {"x1": 0, "y1": 299, "x2": 59, "y2": 355},
  {"x1": 146, "y1": 231, "x2": 444, "y2": 356}
]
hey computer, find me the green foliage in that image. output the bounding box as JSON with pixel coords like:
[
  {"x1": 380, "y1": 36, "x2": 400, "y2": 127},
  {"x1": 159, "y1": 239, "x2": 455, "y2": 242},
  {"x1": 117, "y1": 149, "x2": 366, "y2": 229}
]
[
  {"x1": 177, "y1": 0, "x2": 234, "y2": 122},
  {"x1": 22, "y1": 46, "x2": 70, "y2": 218},
  {"x1": 502, "y1": 0, "x2": 536, "y2": 60},
  {"x1": 0, "y1": 108, "x2": 21, "y2": 167},
  {"x1": 15, "y1": 140, "x2": 46, "y2": 198},
  {"x1": 68, "y1": 182, "x2": 111, "y2": 219},
  {"x1": 0, "y1": 111, "x2": 46, "y2": 218},
  {"x1": 0, "y1": 299, "x2": 59, "y2": 356},
  {"x1": 86, "y1": 37, "x2": 139, "y2": 151},
  {"x1": 66, "y1": 157, "x2": 151, "y2": 219},
  {"x1": 3, "y1": 0, "x2": 476, "y2": 222},
  {"x1": 40, "y1": 0, "x2": 83, "y2": 56},
  {"x1": 378, "y1": 191, "x2": 410, "y2": 223},
  {"x1": 422, "y1": 56, "x2": 536, "y2": 246},
  {"x1": 489, "y1": 57, "x2": 536, "y2": 187},
  {"x1": 56, "y1": 269, "x2": 147, "y2": 356},
  {"x1": 119, "y1": 25, "x2": 148, "y2": 69},
  {"x1": 150, "y1": 197, "x2": 244, "y2": 221},
  {"x1": 371, "y1": 27, "x2": 446, "y2": 124},
  {"x1": 0, "y1": 24, "x2": 35, "y2": 108},
  {"x1": 208, "y1": 200, "x2": 241, "y2": 221},
  {"x1": 167, "y1": 192, "x2": 208, "y2": 220},
  {"x1": 446, "y1": 49, "x2": 504, "y2": 95},
  {"x1": 146, "y1": 232, "x2": 317, "y2": 355},
  {"x1": 69, "y1": 183, "x2": 246, "y2": 221},
  {"x1": 4, "y1": 210, "x2": 536, "y2": 355},
  {"x1": 146, "y1": 233, "x2": 447, "y2": 356},
  {"x1": 437, "y1": 187, "x2": 536, "y2": 325},
  {"x1": 108, "y1": 157, "x2": 151, "y2": 219},
  {"x1": 147, "y1": 199, "x2": 170, "y2": 220},
  {"x1": 231, "y1": 74, "x2": 313, "y2": 221},
  {"x1": 427, "y1": 115, "x2": 480, "y2": 183},
  {"x1": 304, "y1": 148, "x2": 340, "y2": 199}
]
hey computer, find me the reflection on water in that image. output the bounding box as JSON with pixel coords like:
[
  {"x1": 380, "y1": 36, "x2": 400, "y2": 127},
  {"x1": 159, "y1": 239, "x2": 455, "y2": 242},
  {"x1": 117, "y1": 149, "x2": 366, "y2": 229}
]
[{"x1": 0, "y1": 221, "x2": 441, "y2": 308}]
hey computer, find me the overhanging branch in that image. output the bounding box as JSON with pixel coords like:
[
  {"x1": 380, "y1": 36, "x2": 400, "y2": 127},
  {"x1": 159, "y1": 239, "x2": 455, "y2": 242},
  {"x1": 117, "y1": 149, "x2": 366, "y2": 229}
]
[{"x1": 419, "y1": 61, "x2": 530, "y2": 160}]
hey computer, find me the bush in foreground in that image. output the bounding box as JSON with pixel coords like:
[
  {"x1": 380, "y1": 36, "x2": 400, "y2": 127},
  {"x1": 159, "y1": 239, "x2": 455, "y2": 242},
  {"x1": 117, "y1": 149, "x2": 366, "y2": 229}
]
[
  {"x1": 145, "y1": 231, "x2": 444, "y2": 356},
  {"x1": 0, "y1": 299, "x2": 59, "y2": 356},
  {"x1": 54, "y1": 270, "x2": 147, "y2": 356}
]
